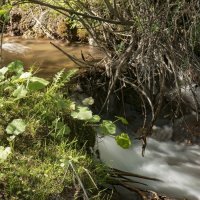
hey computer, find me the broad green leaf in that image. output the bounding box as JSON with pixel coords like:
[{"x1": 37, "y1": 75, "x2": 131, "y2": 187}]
[
  {"x1": 6, "y1": 119, "x2": 26, "y2": 135},
  {"x1": 0, "y1": 67, "x2": 8, "y2": 75},
  {"x1": 69, "y1": 101, "x2": 76, "y2": 110},
  {"x1": 28, "y1": 77, "x2": 49, "y2": 91},
  {"x1": 115, "y1": 133, "x2": 131, "y2": 149},
  {"x1": 7, "y1": 135, "x2": 16, "y2": 142},
  {"x1": 99, "y1": 120, "x2": 116, "y2": 135},
  {"x1": 7, "y1": 60, "x2": 24, "y2": 74},
  {"x1": 12, "y1": 85, "x2": 28, "y2": 99},
  {"x1": 115, "y1": 116, "x2": 128, "y2": 125},
  {"x1": 0, "y1": 67, "x2": 8, "y2": 81},
  {"x1": 88, "y1": 115, "x2": 101, "y2": 123},
  {"x1": 19, "y1": 72, "x2": 32, "y2": 79},
  {"x1": 0, "y1": 74, "x2": 4, "y2": 81},
  {"x1": 82, "y1": 97, "x2": 94, "y2": 106},
  {"x1": 71, "y1": 106, "x2": 93, "y2": 120},
  {"x1": 0, "y1": 146, "x2": 11, "y2": 163}
]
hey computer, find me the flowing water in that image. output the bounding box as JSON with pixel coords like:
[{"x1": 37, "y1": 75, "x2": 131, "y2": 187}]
[
  {"x1": 1, "y1": 37, "x2": 103, "y2": 77},
  {"x1": 1, "y1": 38, "x2": 200, "y2": 200},
  {"x1": 97, "y1": 135, "x2": 200, "y2": 200}
]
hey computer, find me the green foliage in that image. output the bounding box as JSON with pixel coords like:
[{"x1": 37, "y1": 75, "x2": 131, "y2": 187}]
[
  {"x1": 0, "y1": 146, "x2": 11, "y2": 163},
  {"x1": 1, "y1": 141, "x2": 108, "y2": 199},
  {"x1": 115, "y1": 116, "x2": 129, "y2": 125},
  {"x1": 0, "y1": 4, "x2": 11, "y2": 22},
  {"x1": 12, "y1": 85, "x2": 28, "y2": 99},
  {"x1": 28, "y1": 77, "x2": 49, "y2": 91},
  {"x1": 7, "y1": 60, "x2": 24, "y2": 74},
  {"x1": 115, "y1": 133, "x2": 132, "y2": 149},
  {"x1": 82, "y1": 97, "x2": 94, "y2": 106},
  {"x1": 71, "y1": 106, "x2": 93, "y2": 120},
  {"x1": 6, "y1": 118, "x2": 26, "y2": 135},
  {"x1": 0, "y1": 60, "x2": 111, "y2": 199},
  {"x1": 99, "y1": 120, "x2": 116, "y2": 135}
]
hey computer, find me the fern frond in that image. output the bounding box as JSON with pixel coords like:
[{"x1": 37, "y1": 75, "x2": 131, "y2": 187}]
[
  {"x1": 50, "y1": 69, "x2": 78, "y2": 92},
  {"x1": 52, "y1": 69, "x2": 65, "y2": 86}
]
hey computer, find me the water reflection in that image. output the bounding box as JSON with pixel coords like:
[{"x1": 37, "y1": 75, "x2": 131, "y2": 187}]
[{"x1": 1, "y1": 37, "x2": 103, "y2": 77}]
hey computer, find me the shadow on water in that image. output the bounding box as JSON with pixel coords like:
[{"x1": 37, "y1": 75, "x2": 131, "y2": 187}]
[{"x1": 1, "y1": 37, "x2": 103, "y2": 77}]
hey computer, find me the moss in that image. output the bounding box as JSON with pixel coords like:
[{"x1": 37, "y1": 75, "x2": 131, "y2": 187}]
[{"x1": 1, "y1": 141, "x2": 108, "y2": 200}]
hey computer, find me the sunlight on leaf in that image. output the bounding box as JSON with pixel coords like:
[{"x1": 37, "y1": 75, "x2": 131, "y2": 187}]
[
  {"x1": 0, "y1": 67, "x2": 8, "y2": 81},
  {"x1": 82, "y1": 97, "x2": 94, "y2": 106},
  {"x1": 28, "y1": 77, "x2": 49, "y2": 91},
  {"x1": 12, "y1": 85, "x2": 28, "y2": 99},
  {"x1": 88, "y1": 115, "x2": 101, "y2": 123},
  {"x1": 71, "y1": 106, "x2": 93, "y2": 120},
  {"x1": 7, "y1": 135, "x2": 16, "y2": 142},
  {"x1": 19, "y1": 72, "x2": 32, "y2": 79},
  {"x1": 115, "y1": 133, "x2": 131, "y2": 149},
  {"x1": 0, "y1": 67, "x2": 8, "y2": 75},
  {"x1": 6, "y1": 119, "x2": 26, "y2": 135},
  {"x1": 99, "y1": 120, "x2": 116, "y2": 135},
  {"x1": 69, "y1": 101, "x2": 76, "y2": 111},
  {"x1": 0, "y1": 146, "x2": 11, "y2": 163}
]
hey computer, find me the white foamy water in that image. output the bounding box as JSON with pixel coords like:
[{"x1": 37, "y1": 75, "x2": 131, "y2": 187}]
[
  {"x1": 96, "y1": 136, "x2": 200, "y2": 200},
  {"x1": 2, "y1": 42, "x2": 30, "y2": 54}
]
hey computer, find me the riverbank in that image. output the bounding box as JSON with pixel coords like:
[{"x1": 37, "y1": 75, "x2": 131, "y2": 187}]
[
  {"x1": 1, "y1": 1, "x2": 200, "y2": 199},
  {"x1": 1, "y1": 4, "x2": 88, "y2": 43}
]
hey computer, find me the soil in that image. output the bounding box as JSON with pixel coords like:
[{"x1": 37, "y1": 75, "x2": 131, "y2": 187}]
[{"x1": 4, "y1": 6, "x2": 88, "y2": 43}]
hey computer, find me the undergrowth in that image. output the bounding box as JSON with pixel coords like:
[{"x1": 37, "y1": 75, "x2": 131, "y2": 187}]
[{"x1": 0, "y1": 60, "x2": 121, "y2": 200}]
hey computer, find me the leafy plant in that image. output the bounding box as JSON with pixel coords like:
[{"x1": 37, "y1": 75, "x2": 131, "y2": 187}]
[
  {"x1": 99, "y1": 120, "x2": 116, "y2": 135},
  {"x1": 0, "y1": 146, "x2": 11, "y2": 163},
  {"x1": 6, "y1": 118, "x2": 26, "y2": 135},
  {"x1": 115, "y1": 133, "x2": 132, "y2": 149},
  {"x1": 0, "y1": 60, "x2": 113, "y2": 199}
]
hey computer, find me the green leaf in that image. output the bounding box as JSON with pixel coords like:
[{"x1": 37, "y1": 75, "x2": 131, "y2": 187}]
[
  {"x1": 19, "y1": 72, "x2": 32, "y2": 79},
  {"x1": 0, "y1": 67, "x2": 8, "y2": 81},
  {"x1": 82, "y1": 97, "x2": 94, "y2": 106},
  {"x1": 0, "y1": 146, "x2": 11, "y2": 163},
  {"x1": 0, "y1": 67, "x2": 8, "y2": 75},
  {"x1": 88, "y1": 115, "x2": 101, "y2": 123},
  {"x1": 6, "y1": 119, "x2": 26, "y2": 135},
  {"x1": 12, "y1": 85, "x2": 28, "y2": 99},
  {"x1": 115, "y1": 116, "x2": 128, "y2": 125},
  {"x1": 115, "y1": 133, "x2": 131, "y2": 149},
  {"x1": 71, "y1": 106, "x2": 93, "y2": 120},
  {"x1": 0, "y1": 10, "x2": 8, "y2": 16},
  {"x1": 7, "y1": 60, "x2": 24, "y2": 74},
  {"x1": 99, "y1": 120, "x2": 116, "y2": 135},
  {"x1": 28, "y1": 77, "x2": 49, "y2": 91},
  {"x1": 0, "y1": 74, "x2": 4, "y2": 81}
]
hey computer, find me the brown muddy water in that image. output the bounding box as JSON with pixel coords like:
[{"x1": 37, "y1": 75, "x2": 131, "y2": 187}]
[{"x1": 1, "y1": 37, "x2": 103, "y2": 77}]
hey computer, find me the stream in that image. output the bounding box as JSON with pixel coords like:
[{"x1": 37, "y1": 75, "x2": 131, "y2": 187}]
[
  {"x1": 1, "y1": 38, "x2": 200, "y2": 200},
  {"x1": 1, "y1": 37, "x2": 103, "y2": 77},
  {"x1": 97, "y1": 135, "x2": 200, "y2": 200}
]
